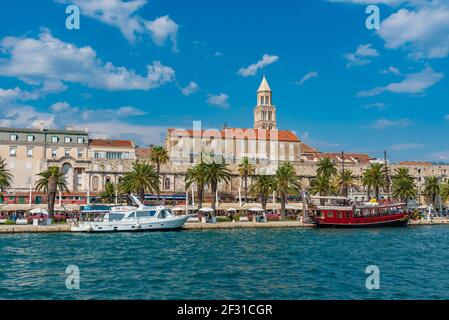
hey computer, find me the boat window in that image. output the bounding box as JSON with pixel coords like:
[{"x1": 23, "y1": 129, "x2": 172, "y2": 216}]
[
  {"x1": 128, "y1": 211, "x2": 136, "y2": 218},
  {"x1": 136, "y1": 211, "x2": 156, "y2": 218},
  {"x1": 327, "y1": 211, "x2": 334, "y2": 218},
  {"x1": 337, "y1": 212, "x2": 343, "y2": 219},
  {"x1": 108, "y1": 213, "x2": 125, "y2": 221},
  {"x1": 355, "y1": 209, "x2": 361, "y2": 217},
  {"x1": 346, "y1": 212, "x2": 351, "y2": 219}
]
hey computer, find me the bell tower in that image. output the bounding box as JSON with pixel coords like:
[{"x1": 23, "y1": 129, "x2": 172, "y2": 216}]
[{"x1": 254, "y1": 75, "x2": 276, "y2": 130}]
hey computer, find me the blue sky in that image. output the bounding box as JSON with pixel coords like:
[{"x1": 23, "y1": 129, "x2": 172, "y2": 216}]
[{"x1": 0, "y1": 0, "x2": 448, "y2": 162}]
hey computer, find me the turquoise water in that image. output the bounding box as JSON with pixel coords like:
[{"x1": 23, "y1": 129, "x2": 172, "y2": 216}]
[{"x1": 1, "y1": 226, "x2": 449, "y2": 299}]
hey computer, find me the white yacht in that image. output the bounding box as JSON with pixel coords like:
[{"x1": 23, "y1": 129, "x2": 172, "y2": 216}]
[{"x1": 71, "y1": 196, "x2": 190, "y2": 233}]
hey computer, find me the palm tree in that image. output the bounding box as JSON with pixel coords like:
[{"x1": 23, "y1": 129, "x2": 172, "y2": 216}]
[
  {"x1": 316, "y1": 157, "x2": 338, "y2": 179},
  {"x1": 441, "y1": 182, "x2": 449, "y2": 203},
  {"x1": 119, "y1": 161, "x2": 159, "y2": 203},
  {"x1": 362, "y1": 163, "x2": 386, "y2": 200},
  {"x1": 250, "y1": 175, "x2": 276, "y2": 212},
  {"x1": 150, "y1": 146, "x2": 169, "y2": 204},
  {"x1": 238, "y1": 157, "x2": 256, "y2": 204},
  {"x1": 334, "y1": 169, "x2": 359, "y2": 197},
  {"x1": 100, "y1": 182, "x2": 116, "y2": 203},
  {"x1": 422, "y1": 176, "x2": 440, "y2": 208},
  {"x1": 201, "y1": 161, "x2": 231, "y2": 212},
  {"x1": 274, "y1": 162, "x2": 302, "y2": 218},
  {"x1": 0, "y1": 158, "x2": 13, "y2": 201},
  {"x1": 35, "y1": 166, "x2": 69, "y2": 218},
  {"x1": 393, "y1": 168, "x2": 413, "y2": 181},
  {"x1": 185, "y1": 163, "x2": 206, "y2": 209},
  {"x1": 392, "y1": 177, "x2": 417, "y2": 203},
  {"x1": 309, "y1": 175, "x2": 337, "y2": 205}
]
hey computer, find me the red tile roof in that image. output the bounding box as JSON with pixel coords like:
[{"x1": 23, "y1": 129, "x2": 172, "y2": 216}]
[
  {"x1": 136, "y1": 147, "x2": 153, "y2": 159},
  {"x1": 167, "y1": 128, "x2": 300, "y2": 142},
  {"x1": 320, "y1": 153, "x2": 371, "y2": 164},
  {"x1": 300, "y1": 143, "x2": 320, "y2": 155},
  {"x1": 89, "y1": 139, "x2": 134, "y2": 148},
  {"x1": 398, "y1": 161, "x2": 432, "y2": 166}
]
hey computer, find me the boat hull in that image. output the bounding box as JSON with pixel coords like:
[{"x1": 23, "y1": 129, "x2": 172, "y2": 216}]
[
  {"x1": 71, "y1": 215, "x2": 190, "y2": 233},
  {"x1": 315, "y1": 216, "x2": 410, "y2": 228}
]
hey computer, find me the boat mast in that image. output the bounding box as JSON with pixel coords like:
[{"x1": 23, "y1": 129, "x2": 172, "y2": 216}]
[
  {"x1": 341, "y1": 151, "x2": 345, "y2": 197},
  {"x1": 384, "y1": 150, "x2": 390, "y2": 200}
]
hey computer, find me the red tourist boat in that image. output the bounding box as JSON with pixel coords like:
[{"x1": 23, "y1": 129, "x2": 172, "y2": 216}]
[{"x1": 308, "y1": 197, "x2": 411, "y2": 228}]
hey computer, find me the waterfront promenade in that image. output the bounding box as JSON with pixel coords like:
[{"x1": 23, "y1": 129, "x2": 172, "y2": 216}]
[{"x1": 1, "y1": 219, "x2": 448, "y2": 233}]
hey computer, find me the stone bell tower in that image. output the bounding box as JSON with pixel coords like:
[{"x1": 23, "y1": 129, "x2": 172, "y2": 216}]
[{"x1": 253, "y1": 75, "x2": 276, "y2": 130}]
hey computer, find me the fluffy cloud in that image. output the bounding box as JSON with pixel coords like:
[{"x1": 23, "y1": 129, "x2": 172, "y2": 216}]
[
  {"x1": 79, "y1": 121, "x2": 167, "y2": 145},
  {"x1": 296, "y1": 72, "x2": 318, "y2": 85},
  {"x1": 378, "y1": 5, "x2": 449, "y2": 59},
  {"x1": 357, "y1": 67, "x2": 443, "y2": 96},
  {"x1": 181, "y1": 81, "x2": 199, "y2": 96},
  {"x1": 144, "y1": 15, "x2": 179, "y2": 52},
  {"x1": 49, "y1": 101, "x2": 72, "y2": 113},
  {"x1": 207, "y1": 93, "x2": 230, "y2": 109},
  {"x1": 237, "y1": 54, "x2": 279, "y2": 77},
  {"x1": 0, "y1": 105, "x2": 55, "y2": 129},
  {"x1": 343, "y1": 44, "x2": 379, "y2": 68},
  {"x1": 0, "y1": 30, "x2": 175, "y2": 91},
  {"x1": 380, "y1": 66, "x2": 402, "y2": 75},
  {"x1": 367, "y1": 118, "x2": 411, "y2": 129},
  {"x1": 330, "y1": 1, "x2": 449, "y2": 59},
  {"x1": 56, "y1": 0, "x2": 179, "y2": 50}
]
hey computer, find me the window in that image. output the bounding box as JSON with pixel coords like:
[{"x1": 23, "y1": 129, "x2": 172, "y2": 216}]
[
  {"x1": 164, "y1": 178, "x2": 171, "y2": 190},
  {"x1": 27, "y1": 147, "x2": 33, "y2": 157},
  {"x1": 9, "y1": 147, "x2": 16, "y2": 157},
  {"x1": 10, "y1": 134, "x2": 18, "y2": 141},
  {"x1": 26, "y1": 176, "x2": 32, "y2": 184},
  {"x1": 64, "y1": 137, "x2": 72, "y2": 143},
  {"x1": 77, "y1": 137, "x2": 84, "y2": 144},
  {"x1": 27, "y1": 135, "x2": 35, "y2": 142},
  {"x1": 51, "y1": 148, "x2": 57, "y2": 158},
  {"x1": 92, "y1": 176, "x2": 99, "y2": 191},
  {"x1": 77, "y1": 149, "x2": 83, "y2": 158},
  {"x1": 51, "y1": 136, "x2": 59, "y2": 143},
  {"x1": 64, "y1": 149, "x2": 71, "y2": 157}
]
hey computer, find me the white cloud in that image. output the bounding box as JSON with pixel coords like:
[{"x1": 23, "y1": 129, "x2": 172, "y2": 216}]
[
  {"x1": 362, "y1": 102, "x2": 388, "y2": 110},
  {"x1": 79, "y1": 121, "x2": 167, "y2": 145},
  {"x1": 49, "y1": 101, "x2": 72, "y2": 113},
  {"x1": 389, "y1": 143, "x2": 424, "y2": 151},
  {"x1": 56, "y1": 0, "x2": 179, "y2": 50},
  {"x1": 144, "y1": 15, "x2": 179, "y2": 52},
  {"x1": 0, "y1": 30, "x2": 175, "y2": 91},
  {"x1": 296, "y1": 72, "x2": 318, "y2": 85},
  {"x1": 237, "y1": 54, "x2": 279, "y2": 77},
  {"x1": 181, "y1": 81, "x2": 199, "y2": 96},
  {"x1": 378, "y1": 5, "x2": 449, "y2": 59},
  {"x1": 117, "y1": 106, "x2": 147, "y2": 116},
  {"x1": 343, "y1": 44, "x2": 379, "y2": 68},
  {"x1": 0, "y1": 105, "x2": 55, "y2": 129},
  {"x1": 380, "y1": 66, "x2": 401, "y2": 75},
  {"x1": 207, "y1": 93, "x2": 230, "y2": 109},
  {"x1": 367, "y1": 118, "x2": 411, "y2": 129},
  {"x1": 357, "y1": 67, "x2": 443, "y2": 96}
]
